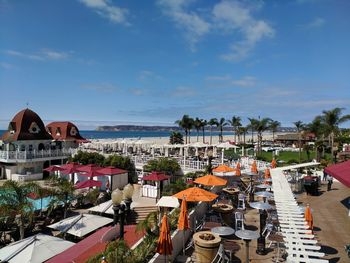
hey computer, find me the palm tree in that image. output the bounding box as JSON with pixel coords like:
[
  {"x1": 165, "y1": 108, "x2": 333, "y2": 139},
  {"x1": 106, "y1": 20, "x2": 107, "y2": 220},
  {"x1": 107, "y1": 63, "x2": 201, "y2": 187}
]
[
  {"x1": 248, "y1": 118, "x2": 258, "y2": 144},
  {"x1": 208, "y1": 118, "x2": 218, "y2": 145},
  {"x1": 49, "y1": 177, "x2": 75, "y2": 218},
  {"x1": 294, "y1": 120, "x2": 304, "y2": 164},
  {"x1": 228, "y1": 116, "x2": 242, "y2": 143},
  {"x1": 239, "y1": 126, "x2": 249, "y2": 145},
  {"x1": 169, "y1": 131, "x2": 184, "y2": 144},
  {"x1": 0, "y1": 181, "x2": 38, "y2": 240},
  {"x1": 194, "y1": 117, "x2": 202, "y2": 142},
  {"x1": 200, "y1": 119, "x2": 207, "y2": 143},
  {"x1": 305, "y1": 116, "x2": 325, "y2": 160},
  {"x1": 175, "y1": 115, "x2": 193, "y2": 144},
  {"x1": 216, "y1": 117, "x2": 227, "y2": 143},
  {"x1": 255, "y1": 118, "x2": 272, "y2": 154},
  {"x1": 269, "y1": 120, "x2": 281, "y2": 145},
  {"x1": 321, "y1": 108, "x2": 350, "y2": 161}
]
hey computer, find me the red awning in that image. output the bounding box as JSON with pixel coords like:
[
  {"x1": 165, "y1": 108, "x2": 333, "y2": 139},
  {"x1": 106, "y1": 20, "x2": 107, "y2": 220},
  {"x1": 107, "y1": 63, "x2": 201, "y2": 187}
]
[
  {"x1": 77, "y1": 164, "x2": 105, "y2": 177},
  {"x1": 60, "y1": 162, "x2": 83, "y2": 175},
  {"x1": 75, "y1": 180, "x2": 102, "y2": 189},
  {"x1": 98, "y1": 166, "x2": 127, "y2": 175},
  {"x1": 43, "y1": 165, "x2": 65, "y2": 172},
  {"x1": 142, "y1": 171, "x2": 170, "y2": 181},
  {"x1": 324, "y1": 160, "x2": 350, "y2": 187}
]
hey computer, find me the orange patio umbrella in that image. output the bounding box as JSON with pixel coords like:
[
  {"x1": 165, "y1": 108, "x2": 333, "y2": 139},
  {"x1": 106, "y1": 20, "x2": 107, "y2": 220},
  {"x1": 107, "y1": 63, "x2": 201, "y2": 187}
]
[
  {"x1": 236, "y1": 163, "x2": 241, "y2": 176},
  {"x1": 173, "y1": 187, "x2": 218, "y2": 202},
  {"x1": 251, "y1": 161, "x2": 258, "y2": 174},
  {"x1": 156, "y1": 214, "x2": 173, "y2": 261},
  {"x1": 304, "y1": 204, "x2": 313, "y2": 233},
  {"x1": 178, "y1": 198, "x2": 189, "y2": 255},
  {"x1": 194, "y1": 174, "x2": 227, "y2": 186},
  {"x1": 212, "y1": 165, "x2": 236, "y2": 176},
  {"x1": 271, "y1": 159, "x2": 277, "y2": 169}
]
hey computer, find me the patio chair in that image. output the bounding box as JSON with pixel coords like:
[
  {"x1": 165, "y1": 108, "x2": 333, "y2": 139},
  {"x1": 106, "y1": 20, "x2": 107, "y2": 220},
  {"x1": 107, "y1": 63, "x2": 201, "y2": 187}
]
[
  {"x1": 237, "y1": 193, "x2": 246, "y2": 210},
  {"x1": 235, "y1": 211, "x2": 245, "y2": 231},
  {"x1": 211, "y1": 244, "x2": 230, "y2": 263}
]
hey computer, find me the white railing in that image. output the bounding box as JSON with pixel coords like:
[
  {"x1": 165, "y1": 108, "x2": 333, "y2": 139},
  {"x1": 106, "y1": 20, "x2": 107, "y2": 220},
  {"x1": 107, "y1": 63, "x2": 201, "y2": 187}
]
[{"x1": 0, "y1": 149, "x2": 74, "y2": 161}]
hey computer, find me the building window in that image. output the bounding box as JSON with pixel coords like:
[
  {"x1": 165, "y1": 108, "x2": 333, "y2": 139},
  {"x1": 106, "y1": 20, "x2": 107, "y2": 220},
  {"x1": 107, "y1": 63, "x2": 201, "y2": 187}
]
[
  {"x1": 29, "y1": 122, "x2": 40, "y2": 134},
  {"x1": 70, "y1": 127, "x2": 77, "y2": 136}
]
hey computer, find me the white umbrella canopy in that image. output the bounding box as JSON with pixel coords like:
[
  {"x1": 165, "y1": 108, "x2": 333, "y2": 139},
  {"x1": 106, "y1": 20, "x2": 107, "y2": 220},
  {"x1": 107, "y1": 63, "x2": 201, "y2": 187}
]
[
  {"x1": 215, "y1": 142, "x2": 239, "y2": 149},
  {"x1": 156, "y1": 196, "x2": 180, "y2": 208},
  {"x1": 48, "y1": 214, "x2": 113, "y2": 237},
  {"x1": 0, "y1": 234, "x2": 74, "y2": 263},
  {"x1": 88, "y1": 199, "x2": 113, "y2": 215}
]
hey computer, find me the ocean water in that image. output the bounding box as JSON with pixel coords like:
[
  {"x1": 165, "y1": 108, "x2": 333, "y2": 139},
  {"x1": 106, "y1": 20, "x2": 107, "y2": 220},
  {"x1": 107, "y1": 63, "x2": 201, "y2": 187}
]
[{"x1": 0, "y1": 129, "x2": 233, "y2": 140}]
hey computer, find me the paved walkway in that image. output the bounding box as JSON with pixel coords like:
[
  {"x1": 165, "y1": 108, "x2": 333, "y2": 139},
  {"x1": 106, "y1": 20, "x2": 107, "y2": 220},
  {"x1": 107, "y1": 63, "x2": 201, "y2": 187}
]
[{"x1": 298, "y1": 181, "x2": 350, "y2": 262}]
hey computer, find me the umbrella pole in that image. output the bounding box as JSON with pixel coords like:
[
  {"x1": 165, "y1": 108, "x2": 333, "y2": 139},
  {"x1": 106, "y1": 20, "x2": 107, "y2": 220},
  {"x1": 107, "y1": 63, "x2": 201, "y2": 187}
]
[{"x1": 182, "y1": 230, "x2": 185, "y2": 255}]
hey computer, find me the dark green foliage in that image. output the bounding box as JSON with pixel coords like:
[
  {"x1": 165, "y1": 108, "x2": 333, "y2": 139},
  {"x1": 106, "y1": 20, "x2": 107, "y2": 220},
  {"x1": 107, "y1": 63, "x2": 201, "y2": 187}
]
[
  {"x1": 104, "y1": 154, "x2": 137, "y2": 183},
  {"x1": 143, "y1": 157, "x2": 181, "y2": 176},
  {"x1": 162, "y1": 178, "x2": 189, "y2": 195},
  {"x1": 69, "y1": 150, "x2": 105, "y2": 165},
  {"x1": 169, "y1": 131, "x2": 184, "y2": 144}
]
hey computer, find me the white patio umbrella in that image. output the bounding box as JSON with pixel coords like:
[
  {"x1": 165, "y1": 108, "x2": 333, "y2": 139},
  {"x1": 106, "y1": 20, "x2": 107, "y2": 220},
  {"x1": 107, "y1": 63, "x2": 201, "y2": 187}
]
[
  {"x1": 156, "y1": 196, "x2": 180, "y2": 208},
  {"x1": 0, "y1": 234, "x2": 74, "y2": 263},
  {"x1": 88, "y1": 199, "x2": 114, "y2": 215},
  {"x1": 48, "y1": 214, "x2": 113, "y2": 238}
]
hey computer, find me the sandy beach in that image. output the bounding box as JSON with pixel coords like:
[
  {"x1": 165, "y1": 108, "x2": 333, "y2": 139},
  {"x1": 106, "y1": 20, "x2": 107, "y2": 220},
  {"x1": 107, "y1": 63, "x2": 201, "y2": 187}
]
[{"x1": 88, "y1": 132, "x2": 290, "y2": 145}]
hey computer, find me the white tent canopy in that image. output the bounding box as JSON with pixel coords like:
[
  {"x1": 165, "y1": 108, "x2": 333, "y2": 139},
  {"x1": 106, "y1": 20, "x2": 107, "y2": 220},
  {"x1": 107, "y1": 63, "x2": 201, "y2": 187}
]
[
  {"x1": 48, "y1": 214, "x2": 113, "y2": 237},
  {"x1": 0, "y1": 234, "x2": 74, "y2": 263},
  {"x1": 215, "y1": 142, "x2": 239, "y2": 149},
  {"x1": 88, "y1": 200, "x2": 114, "y2": 215},
  {"x1": 156, "y1": 196, "x2": 180, "y2": 208}
]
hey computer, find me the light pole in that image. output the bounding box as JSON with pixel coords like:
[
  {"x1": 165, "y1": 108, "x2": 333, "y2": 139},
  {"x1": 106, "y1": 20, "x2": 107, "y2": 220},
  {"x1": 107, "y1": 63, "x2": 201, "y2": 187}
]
[{"x1": 112, "y1": 184, "x2": 134, "y2": 240}]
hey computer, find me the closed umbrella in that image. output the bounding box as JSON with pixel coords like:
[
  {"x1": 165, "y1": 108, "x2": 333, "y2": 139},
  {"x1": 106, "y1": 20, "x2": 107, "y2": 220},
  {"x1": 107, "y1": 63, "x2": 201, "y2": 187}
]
[
  {"x1": 271, "y1": 159, "x2": 277, "y2": 169},
  {"x1": 156, "y1": 214, "x2": 173, "y2": 262},
  {"x1": 251, "y1": 161, "x2": 258, "y2": 174},
  {"x1": 304, "y1": 204, "x2": 313, "y2": 233},
  {"x1": 236, "y1": 163, "x2": 241, "y2": 176},
  {"x1": 178, "y1": 198, "x2": 189, "y2": 255},
  {"x1": 194, "y1": 174, "x2": 227, "y2": 186}
]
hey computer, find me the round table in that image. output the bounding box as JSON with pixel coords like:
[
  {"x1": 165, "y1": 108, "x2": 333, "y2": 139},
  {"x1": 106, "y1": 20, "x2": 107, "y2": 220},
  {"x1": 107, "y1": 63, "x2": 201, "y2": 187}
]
[
  {"x1": 212, "y1": 203, "x2": 234, "y2": 214},
  {"x1": 235, "y1": 230, "x2": 260, "y2": 263},
  {"x1": 223, "y1": 187, "x2": 240, "y2": 195},
  {"x1": 211, "y1": 226, "x2": 235, "y2": 237}
]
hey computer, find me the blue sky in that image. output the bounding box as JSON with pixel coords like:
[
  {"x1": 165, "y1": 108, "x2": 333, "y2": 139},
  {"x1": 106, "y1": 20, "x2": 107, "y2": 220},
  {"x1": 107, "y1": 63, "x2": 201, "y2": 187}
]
[{"x1": 1, "y1": 0, "x2": 349, "y2": 129}]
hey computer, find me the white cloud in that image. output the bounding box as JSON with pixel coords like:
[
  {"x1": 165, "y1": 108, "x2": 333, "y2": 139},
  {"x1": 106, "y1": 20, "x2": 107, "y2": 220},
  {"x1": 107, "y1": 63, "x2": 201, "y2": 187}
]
[
  {"x1": 206, "y1": 75, "x2": 231, "y2": 81},
  {"x1": 171, "y1": 86, "x2": 197, "y2": 97},
  {"x1": 157, "y1": 0, "x2": 210, "y2": 51},
  {"x1": 78, "y1": 0, "x2": 129, "y2": 25},
  {"x1": 231, "y1": 76, "x2": 256, "y2": 87},
  {"x1": 302, "y1": 17, "x2": 325, "y2": 29},
  {"x1": 139, "y1": 70, "x2": 162, "y2": 81},
  {"x1": 0, "y1": 62, "x2": 14, "y2": 69},
  {"x1": 129, "y1": 88, "x2": 145, "y2": 96},
  {"x1": 213, "y1": 0, "x2": 274, "y2": 61},
  {"x1": 80, "y1": 83, "x2": 117, "y2": 92},
  {"x1": 5, "y1": 49, "x2": 71, "y2": 61}
]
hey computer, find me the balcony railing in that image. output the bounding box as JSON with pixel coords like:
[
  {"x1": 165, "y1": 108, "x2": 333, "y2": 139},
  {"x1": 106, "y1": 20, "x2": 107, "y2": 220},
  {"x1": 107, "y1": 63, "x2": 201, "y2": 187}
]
[{"x1": 0, "y1": 148, "x2": 74, "y2": 161}]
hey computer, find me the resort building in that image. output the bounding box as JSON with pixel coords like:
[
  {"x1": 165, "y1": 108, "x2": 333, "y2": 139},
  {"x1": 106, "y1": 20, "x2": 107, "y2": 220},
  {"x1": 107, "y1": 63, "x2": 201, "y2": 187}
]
[{"x1": 0, "y1": 108, "x2": 86, "y2": 181}]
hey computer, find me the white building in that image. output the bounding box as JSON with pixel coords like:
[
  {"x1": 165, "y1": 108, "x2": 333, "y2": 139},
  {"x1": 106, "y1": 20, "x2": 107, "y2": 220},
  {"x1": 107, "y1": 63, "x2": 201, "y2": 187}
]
[{"x1": 0, "y1": 108, "x2": 86, "y2": 181}]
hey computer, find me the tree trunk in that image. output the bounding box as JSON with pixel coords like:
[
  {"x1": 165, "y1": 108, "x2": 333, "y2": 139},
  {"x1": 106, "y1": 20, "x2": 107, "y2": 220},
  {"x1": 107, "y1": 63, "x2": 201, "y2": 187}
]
[
  {"x1": 197, "y1": 130, "x2": 199, "y2": 142},
  {"x1": 251, "y1": 129, "x2": 254, "y2": 143},
  {"x1": 210, "y1": 126, "x2": 213, "y2": 145},
  {"x1": 202, "y1": 127, "x2": 205, "y2": 143},
  {"x1": 272, "y1": 131, "x2": 275, "y2": 146},
  {"x1": 188, "y1": 130, "x2": 191, "y2": 143},
  {"x1": 185, "y1": 130, "x2": 188, "y2": 144},
  {"x1": 19, "y1": 216, "x2": 25, "y2": 240},
  {"x1": 331, "y1": 132, "x2": 334, "y2": 163},
  {"x1": 298, "y1": 133, "x2": 301, "y2": 164},
  {"x1": 234, "y1": 128, "x2": 236, "y2": 143},
  {"x1": 243, "y1": 133, "x2": 246, "y2": 144}
]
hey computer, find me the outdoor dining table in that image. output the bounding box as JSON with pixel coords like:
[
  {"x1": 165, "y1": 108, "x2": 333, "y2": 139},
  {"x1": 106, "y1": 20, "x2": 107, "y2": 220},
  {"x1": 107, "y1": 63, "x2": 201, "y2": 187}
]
[
  {"x1": 212, "y1": 203, "x2": 234, "y2": 214},
  {"x1": 223, "y1": 187, "x2": 240, "y2": 195},
  {"x1": 235, "y1": 230, "x2": 260, "y2": 263},
  {"x1": 211, "y1": 226, "x2": 235, "y2": 237}
]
